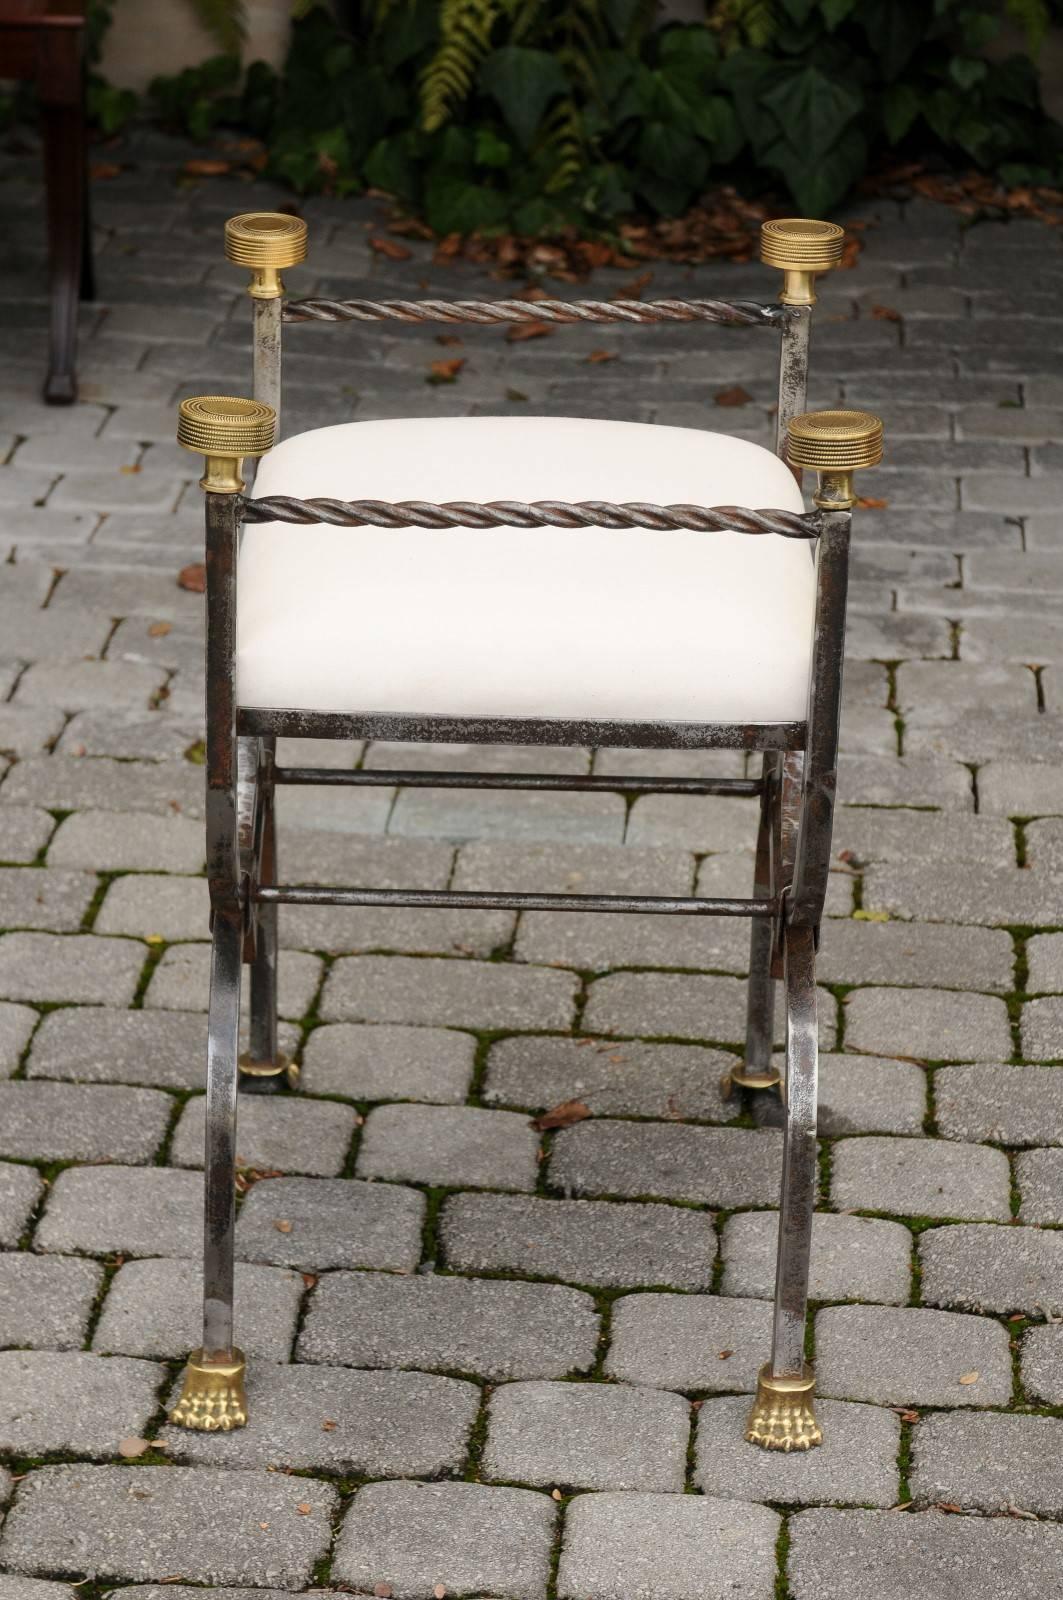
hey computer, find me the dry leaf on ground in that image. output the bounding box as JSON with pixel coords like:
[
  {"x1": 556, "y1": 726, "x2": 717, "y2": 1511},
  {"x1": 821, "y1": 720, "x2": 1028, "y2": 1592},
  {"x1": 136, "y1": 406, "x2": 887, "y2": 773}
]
[
  {"x1": 587, "y1": 349, "x2": 618, "y2": 364},
  {"x1": 177, "y1": 563, "x2": 206, "y2": 593},
  {"x1": 856, "y1": 496, "x2": 889, "y2": 510},
  {"x1": 506, "y1": 322, "x2": 552, "y2": 343},
  {"x1": 531, "y1": 1099, "x2": 591, "y2": 1131},
  {"x1": 958, "y1": 1371, "x2": 979, "y2": 1385},
  {"x1": 272, "y1": 1218, "x2": 293, "y2": 1234},
  {"x1": 426, "y1": 358, "x2": 465, "y2": 384},
  {"x1": 714, "y1": 385, "x2": 753, "y2": 407},
  {"x1": 148, "y1": 621, "x2": 172, "y2": 637},
  {"x1": 370, "y1": 236, "x2": 412, "y2": 261},
  {"x1": 118, "y1": 1437, "x2": 152, "y2": 1458},
  {"x1": 870, "y1": 304, "x2": 901, "y2": 322}
]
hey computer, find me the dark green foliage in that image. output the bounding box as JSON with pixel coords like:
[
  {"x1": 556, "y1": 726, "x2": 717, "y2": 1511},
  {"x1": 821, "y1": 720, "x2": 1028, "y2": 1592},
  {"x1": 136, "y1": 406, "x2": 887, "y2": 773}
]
[{"x1": 98, "y1": 0, "x2": 1063, "y2": 231}]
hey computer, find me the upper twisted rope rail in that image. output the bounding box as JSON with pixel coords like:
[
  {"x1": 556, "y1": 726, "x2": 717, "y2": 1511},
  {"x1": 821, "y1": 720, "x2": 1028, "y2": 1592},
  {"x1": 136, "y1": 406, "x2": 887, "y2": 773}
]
[
  {"x1": 282, "y1": 296, "x2": 789, "y2": 329},
  {"x1": 241, "y1": 496, "x2": 820, "y2": 538}
]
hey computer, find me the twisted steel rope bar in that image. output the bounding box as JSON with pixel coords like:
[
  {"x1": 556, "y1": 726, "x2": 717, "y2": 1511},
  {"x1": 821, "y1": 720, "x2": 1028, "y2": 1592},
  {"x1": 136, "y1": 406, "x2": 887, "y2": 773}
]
[
  {"x1": 282, "y1": 296, "x2": 790, "y2": 329},
  {"x1": 241, "y1": 495, "x2": 820, "y2": 539}
]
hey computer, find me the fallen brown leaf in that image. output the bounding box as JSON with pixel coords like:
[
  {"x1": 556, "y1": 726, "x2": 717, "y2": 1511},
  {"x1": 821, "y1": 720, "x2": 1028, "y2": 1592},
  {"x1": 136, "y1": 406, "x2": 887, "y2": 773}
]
[
  {"x1": 426, "y1": 357, "x2": 466, "y2": 385},
  {"x1": 531, "y1": 1099, "x2": 591, "y2": 1131},
  {"x1": 889, "y1": 1501, "x2": 913, "y2": 1512},
  {"x1": 258, "y1": 1521, "x2": 270, "y2": 1531},
  {"x1": 148, "y1": 621, "x2": 172, "y2": 638},
  {"x1": 506, "y1": 321, "x2": 552, "y2": 342},
  {"x1": 296, "y1": 1503, "x2": 312, "y2": 1516},
  {"x1": 273, "y1": 1218, "x2": 293, "y2": 1234},
  {"x1": 856, "y1": 496, "x2": 889, "y2": 510},
  {"x1": 586, "y1": 349, "x2": 618, "y2": 364},
  {"x1": 370, "y1": 236, "x2": 412, "y2": 261},
  {"x1": 302, "y1": 1272, "x2": 318, "y2": 1289},
  {"x1": 183, "y1": 159, "x2": 231, "y2": 177},
  {"x1": 118, "y1": 1436, "x2": 152, "y2": 1458},
  {"x1": 714, "y1": 385, "x2": 754, "y2": 407},
  {"x1": 551, "y1": 1488, "x2": 562, "y2": 1501},
  {"x1": 120, "y1": 464, "x2": 141, "y2": 475},
  {"x1": 936, "y1": 1502, "x2": 964, "y2": 1514},
  {"x1": 322, "y1": 1419, "x2": 338, "y2": 1432},
  {"x1": 958, "y1": 1370, "x2": 979, "y2": 1385},
  {"x1": 373, "y1": 1586, "x2": 393, "y2": 1599},
  {"x1": 870, "y1": 304, "x2": 901, "y2": 322},
  {"x1": 717, "y1": 1349, "x2": 734, "y2": 1360},
  {"x1": 90, "y1": 162, "x2": 122, "y2": 181},
  {"x1": 436, "y1": 333, "x2": 463, "y2": 347},
  {"x1": 619, "y1": 269, "x2": 653, "y2": 299},
  {"x1": 178, "y1": 563, "x2": 206, "y2": 593}
]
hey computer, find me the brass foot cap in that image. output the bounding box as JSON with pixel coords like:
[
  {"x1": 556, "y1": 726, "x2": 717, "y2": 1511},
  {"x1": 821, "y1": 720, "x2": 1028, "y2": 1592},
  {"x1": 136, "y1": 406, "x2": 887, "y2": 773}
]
[
  {"x1": 720, "y1": 1064, "x2": 782, "y2": 1098},
  {"x1": 239, "y1": 1052, "x2": 299, "y2": 1091},
  {"x1": 169, "y1": 1349, "x2": 247, "y2": 1431},
  {"x1": 746, "y1": 1363, "x2": 822, "y2": 1452}
]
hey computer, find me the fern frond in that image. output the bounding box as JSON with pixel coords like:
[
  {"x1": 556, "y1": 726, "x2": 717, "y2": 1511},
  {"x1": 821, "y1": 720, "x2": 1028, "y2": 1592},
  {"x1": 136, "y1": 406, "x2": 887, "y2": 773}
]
[
  {"x1": 185, "y1": 0, "x2": 246, "y2": 54},
  {"x1": 540, "y1": 97, "x2": 584, "y2": 194},
  {"x1": 420, "y1": 0, "x2": 499, "y2": 132}
]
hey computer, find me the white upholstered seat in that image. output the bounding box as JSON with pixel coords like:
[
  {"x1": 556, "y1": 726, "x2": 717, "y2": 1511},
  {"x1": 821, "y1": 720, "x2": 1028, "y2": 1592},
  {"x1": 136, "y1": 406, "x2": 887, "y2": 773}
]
[{"x1": 238, "y1": 415, "x2": 814, "y2": 725}]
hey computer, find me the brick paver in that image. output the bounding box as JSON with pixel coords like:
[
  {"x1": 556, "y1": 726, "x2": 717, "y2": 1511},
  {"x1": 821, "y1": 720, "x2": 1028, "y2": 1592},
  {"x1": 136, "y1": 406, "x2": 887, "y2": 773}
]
[{"x1": 1, "y1": 146, "x2": 1061, "y2": 1596}]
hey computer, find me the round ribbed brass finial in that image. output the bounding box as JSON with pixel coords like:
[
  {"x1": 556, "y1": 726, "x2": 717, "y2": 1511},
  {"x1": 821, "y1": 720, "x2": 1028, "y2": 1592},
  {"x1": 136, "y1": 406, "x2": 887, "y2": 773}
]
[
  {"x1": 786, "y1": 410, "x2": 884, "y2": 473},
  {"x1": 760, "y1": 219, "x2": 845, "y2": 272},
  {"x1": 225, "y1": 213, "x2": 307, "y2": 298},
  {"x1": 225, "y1": 213, "x2": 307, "y2": 269},
  {"x1": 178, "y1": 396, "x2": 277, "y2": 492}
]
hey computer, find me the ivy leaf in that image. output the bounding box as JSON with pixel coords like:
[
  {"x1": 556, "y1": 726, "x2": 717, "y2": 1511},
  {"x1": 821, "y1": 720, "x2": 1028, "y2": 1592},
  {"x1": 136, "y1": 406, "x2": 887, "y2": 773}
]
[
  {"x1": 769, "y1": 125, "x2": 867, "y2": 215},
  {"x1": 949, "y1": 57, "x2": 988, "y2": 91},
  {"x1": 818, "y1": 0, "x2": 859, "y2": 26},
  {"x1": 856, "y1": 0, "x2": 926, "y2": 81},
  {"x1": 761, "y1": 64, "x2": 863, "y2": 162},
  {"x1": 423, "y1": 169, "x2": 510, "y2": 233},
  {"x1": 479, "y1": 47, "x2": 569, "y2": 149},
  {"x1": 882, "y1": 82, "x2": 920, "y2": 143}
]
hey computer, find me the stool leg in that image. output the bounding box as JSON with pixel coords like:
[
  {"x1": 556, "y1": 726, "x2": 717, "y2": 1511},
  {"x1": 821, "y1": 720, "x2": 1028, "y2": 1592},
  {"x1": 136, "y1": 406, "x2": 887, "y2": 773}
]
[
  {"x1": 728, "y1": 758, "x2": 780, "y2": 1096},
  {"x1": 42, "y1": 102, "x2": 85, "y2": 404},
  {"x1": 170, "y1": 912, "x2": 248, "y2": 1430},
  {"x1": 746, "y1": 922, "x2": 822, "y2": 1450},
  {"x1": 240, "y1": 738, "x2": 294, "y2": 1094}
]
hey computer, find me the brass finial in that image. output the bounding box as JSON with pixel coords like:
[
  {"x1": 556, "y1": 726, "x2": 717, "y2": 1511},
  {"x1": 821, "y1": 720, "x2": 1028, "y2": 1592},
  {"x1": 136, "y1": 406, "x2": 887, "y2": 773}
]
[
  {"x1": 224, "y1": 212, "x2": 308, "y2": 299},
  {"x1": 786, "y1": 409, "x2": 884, "y2": 509},
  {"x1": 177, "y1": 395, "x2": 277, "y2": 493},
  {"x1": 760, "y1": 219, "x2": 845, "y2": 306},
  {"x1": 746, "y1": 1363, "x2": 822, "y2": 1451}
]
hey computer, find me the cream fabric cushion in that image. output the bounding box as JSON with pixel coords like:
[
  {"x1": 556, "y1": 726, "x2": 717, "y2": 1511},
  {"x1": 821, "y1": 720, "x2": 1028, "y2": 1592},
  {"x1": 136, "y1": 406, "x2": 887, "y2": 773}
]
[{"x1": 238, "y1": 415, "x2": 814, "y2": 724}]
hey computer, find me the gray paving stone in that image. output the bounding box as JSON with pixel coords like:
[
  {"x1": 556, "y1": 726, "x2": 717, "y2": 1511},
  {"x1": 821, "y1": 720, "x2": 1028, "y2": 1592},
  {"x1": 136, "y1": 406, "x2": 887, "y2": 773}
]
[
  {"x1": 2, "y1": 757, "x2": 203, "y2": 817},
  {"x1": 322, "y1": 954, "x2": 578, "y2": 1030},
  {"x1": 550, "y1": 1120, "x2": 782, "y2": 1207},
  {"x1": 357, "y1": 1102, "x2": 539, "y2": 1190},
  {"x1": 442, "y1": 1191, "x2": 717, "y2": 1290},
  {"x1": 0, "y1": 1159, "x2": 42, "y2": 1246},
  {"x1": 14, "y1": 660, "x2": 166, "y2": 712},
  {"x1": 236, "y1": 1175, "x2": 424, "y2": 1271},
  {"x1": 0, "y1": 1081, "x2": 172, "y2": 1164},
  {"x1": 1021, "y1": 1322, "x2": 1063, "y2": 1403},
  {"x1": 281, "y1": 901, "x2": 513, "y2": 958},
  {"x1": 626, "y1": 794, "x2": 759, "y2": 851},
  {"x1": 0, "y1": 705, "x2": 66, "y2": 759},
  {"x1": 911, "y1": 1410, "x2": 1063, "y2": 1515},
  {"x1": 484, "y1": 1379, "x2": 689, "y2": 1491},
  {"x1": 0, "y1": 807, "x2": 53, "y2": 864},
  {"x1": 0, "y1": 867, "x2": 97, "y2": 932},
  {"x1": 817, "y1": 919, "x2": 1013, "y2": 993},
  {"x1": 171, "y1": 1094, "x2": 356, "y2": 1178},
  {"x1": 300, "y1": 1021, "x2": 475, "y2": 1102},
  {"x1": 95, "y1": 873, "x2": 208, "y2": 940},
  {"x1": 0, "y1": 932, "x2": 145, "y2": 1004},
  {"x1": 0, "y1": 1581, "x2": 75, "y2": 1600},
  {"x1": 1027, "y1": 933, "x2": 1063, "y2": 996},
  {"x1": 0, "y1": 1350, "x2": 162, "y2": 1457},
  {"x1": 721, "y1": 1211, "x2": 912, "y2": 1304},
  {"x1": 982, "y1": 761, "x2": 1063, "y2": 816},
  {"x1": 452, "y1": 838, "x2": 695, "y2": 896},
  {"x1": 838, "y1": 754, "x2": 973, "y2": 810},
  {"x1": 802, "y1": 1052, "x2": 927, "y2": 1136},
  {"x1": 935, "y1": 1063, "x2": 1063, "y2": 1145},
  {"x1": 333, "y1": 1479, "x2": 556, "y2": 1600},
  {"x1": 787, "y1": 1506, "x2": 1063, "y2": 1600},
  {"x1": 93, "y1": 1256, "x2": 303, "y2": 1362},
  {"x1": 513, "y1": 907, "x2": 750, "y2": 975},
  {"x1": 1021, "y1": 997, "x2": 1063, "y2": 1059},
  {"x1": 844, "y1": 986, "x2": 1011, "y2": 1062},
  {"x1": 48, "y1": 811, "x2": 204, "y2": 873},
  {"x1": 483, "y1": 1035, "x2": 739, "y2": 1121},
  {"x1": 583, "y1": 970, "x2": 836, "y2": 1048},
  {"x1": 390, "y1": 785, "x2": 625, "y2": 844},
  {"x1": 921, "y1": 1221, "x2": 1063, "y2": 1316},
  {"x1": 297, "y1": 1269, "x2": 599, "y2": 1380},
  {"x1": 605, "y1": 1292, "x2": 773, "y2": 1392},
  {"x1": 831, "y1": 806, "x2": 1014, "y2": 871},
  {"x1": 816, "y1": 1303, "x2": 1012, "y2": 1406},
  {"x1": 162, "y1": 1363, "x2": 479, "y2": 1475},
  {"x1": 832, "y1": 1135, "x2": 1010, "y2": 1221},
  {"x1": 0, "y1": 1000, "x2": 35, "y2": 1075},
  {"x1": 26, "y1": 1006, "x2": 207, "y2": 1089},
  {"x1": 865, "y1": 861, "x2": 1062, "y2": 927},
  {"x1": 0, "y1": 1253, "x2": 102, "y2": 1349},
  {"x1": 145, "y1": 944, "x2": 321, "y2": 1019},
  {"x1": 0, "y1": 1464, "x2": 337, "y2": 1587},
  {"x1": 57, "y1": 711, "x2": 201, "y2": 762},
  {"x1": 1016, "y1": 1145, "x2": 1063, "y2": 1221},
  {"x1": 695, "y1": 1395, "x2": 900, "y2": 1507},
  {"x1": 557, "y1": 1491, "x2": 779, "y2": 1600},
  {"x1": 35, "y1": 1165, "x2": 203, "y2": 1258}
]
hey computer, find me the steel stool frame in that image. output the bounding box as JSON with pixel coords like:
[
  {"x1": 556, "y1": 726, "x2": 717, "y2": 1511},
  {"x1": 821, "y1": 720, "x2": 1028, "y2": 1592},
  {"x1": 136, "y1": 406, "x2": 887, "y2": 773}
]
[{"x1": 168, "y1": 211, "x2": 883, "y2": 1452}]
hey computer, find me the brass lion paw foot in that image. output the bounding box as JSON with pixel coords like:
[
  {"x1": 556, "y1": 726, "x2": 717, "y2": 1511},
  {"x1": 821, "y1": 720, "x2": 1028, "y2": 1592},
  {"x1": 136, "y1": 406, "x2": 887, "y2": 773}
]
[
  {"x1": 745, "y1": 1363, "x2": 822, "y2": 1451},
  {"x1": 169, "y1": 1348, "x2": 248, "y2": 1431}
]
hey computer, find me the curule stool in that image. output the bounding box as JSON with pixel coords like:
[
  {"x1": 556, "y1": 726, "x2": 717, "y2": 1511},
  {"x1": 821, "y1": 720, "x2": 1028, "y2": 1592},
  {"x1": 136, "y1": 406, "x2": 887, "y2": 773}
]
[{"x1": 168, "y1": 210, "x2": 883, "y2": 1450}]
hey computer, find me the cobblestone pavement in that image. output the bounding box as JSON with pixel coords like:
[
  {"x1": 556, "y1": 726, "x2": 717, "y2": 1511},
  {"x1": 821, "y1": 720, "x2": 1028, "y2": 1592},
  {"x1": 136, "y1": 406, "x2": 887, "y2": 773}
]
[{"x1": 1, "y1": 125, "x2": 1063, "y2": 1600}]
